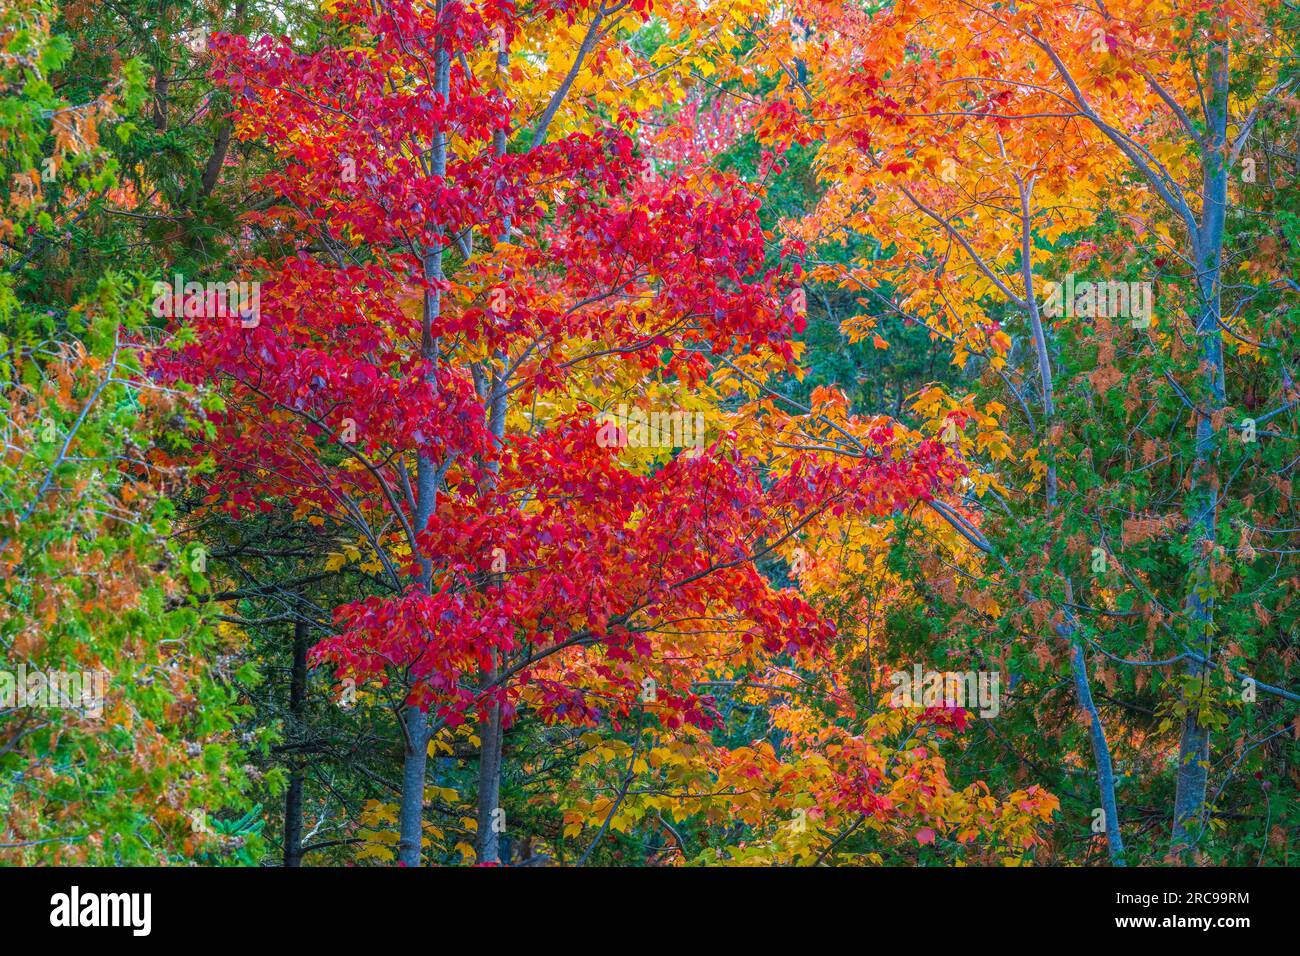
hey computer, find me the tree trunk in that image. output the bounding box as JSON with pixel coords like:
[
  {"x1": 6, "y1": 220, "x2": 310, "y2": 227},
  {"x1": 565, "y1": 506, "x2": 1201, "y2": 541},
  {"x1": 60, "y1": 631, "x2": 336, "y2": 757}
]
[
  {"x1": 472, "y1": 40, "x2": 513, "y2": 868},
  {"x1": 474, "y1": 682, "x2": 503, "y2": 864},
  {"x1": 474, "y1": 352, "x2": 508, "y2": 865},
  {"x1": 1170, "y1": 44, "x2": 1229, "y2": 862},
  {"x1": 1068, "y1": 634, "x2": 1126, "y2": 864},
  {"x1": 283, "y1": 619, "x2": 308, "y2": 867},
  {"x1": 1019, "y1": 184, "x2": 1124, "y2": 864},
  {"x1": 396, "y1": 706, "x2": 430, "y2": 866},
  {"x1": 396, "y1": 13, "x2": 452, "y2": 867}
]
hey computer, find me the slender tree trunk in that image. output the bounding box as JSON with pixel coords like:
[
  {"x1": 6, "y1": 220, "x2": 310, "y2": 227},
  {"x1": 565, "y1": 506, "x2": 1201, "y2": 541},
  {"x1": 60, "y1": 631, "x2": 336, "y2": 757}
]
[
  {"x1": 474, "y1": 364, "x2": 508, "y2": 864},
  {"x1": 200, "y1": 122, "x2": 232, "y2": 197},
  {"x1": 152, "y1": 70, "x2": 169, "y2": 132},
  {"x1": 472, "y1": 41, "x2": 513, "y2": 867},
  {"x1": 1068, "y1": 633, "x2": 1126, "y2": 864},
  {"x1": 397, "y1": 14, "x2": 452, "y2": 868},
  {"x1": 283, "y1": 619, "x2": 308, "y2": 867},
  {"x1": 1171, "y1": 46, "x2": 1229, "y2": 860},
  {"x1": 283, "y1": 771, "x2": 304, "y2": 867},
  {"x1": 195, "y1": 2, "x2": 242, "y2": 198},
  {"x1": 474, "y1": 665, "x2": 503, "y2": 864},
  {"x1": 396, "y1": 706, "x2": 430, "y2": 865},
  {"x1": 1019, "y1": 183, "x2": 1125, "y2": 864}
]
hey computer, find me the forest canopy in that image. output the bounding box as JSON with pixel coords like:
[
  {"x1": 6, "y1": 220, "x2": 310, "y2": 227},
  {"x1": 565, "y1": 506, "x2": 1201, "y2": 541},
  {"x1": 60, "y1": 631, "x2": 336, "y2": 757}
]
[{"x1": 1, "y1": 0, "x2": 1298, "y2": 870}]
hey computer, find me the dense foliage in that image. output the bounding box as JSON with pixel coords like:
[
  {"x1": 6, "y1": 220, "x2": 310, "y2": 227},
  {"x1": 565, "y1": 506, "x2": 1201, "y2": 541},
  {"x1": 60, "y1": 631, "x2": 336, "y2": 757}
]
[{"x1": 2, "y1": 0, "x2": 1296, "y2": 867}]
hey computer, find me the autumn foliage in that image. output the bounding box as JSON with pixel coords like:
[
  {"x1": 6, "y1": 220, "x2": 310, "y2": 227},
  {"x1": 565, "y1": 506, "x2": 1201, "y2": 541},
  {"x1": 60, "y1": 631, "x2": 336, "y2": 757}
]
[{"x1": 3, "y1": 0, "x2": 1297, "y2": 870}]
